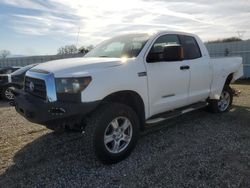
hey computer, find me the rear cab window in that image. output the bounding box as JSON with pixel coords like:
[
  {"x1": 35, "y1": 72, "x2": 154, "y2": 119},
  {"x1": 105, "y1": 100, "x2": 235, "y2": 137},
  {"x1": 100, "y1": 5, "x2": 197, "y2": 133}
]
[{"x1": 179, "y1": 35, "x2": 202, "y2": 60}]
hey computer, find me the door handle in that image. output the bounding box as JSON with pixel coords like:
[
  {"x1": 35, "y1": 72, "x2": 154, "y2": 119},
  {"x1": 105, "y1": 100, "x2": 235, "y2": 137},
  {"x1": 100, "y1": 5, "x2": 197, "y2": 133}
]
[{"x1": 180, "y1": 65, "x2": 190, "y2": 70}]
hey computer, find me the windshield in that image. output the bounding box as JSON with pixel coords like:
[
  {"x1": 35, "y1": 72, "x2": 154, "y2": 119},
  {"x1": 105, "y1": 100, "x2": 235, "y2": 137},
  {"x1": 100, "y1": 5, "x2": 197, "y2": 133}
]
[
  {"x1": 11, "y1": 64, "x2": 36, "y2": 76},
  {"x1": 85, "y1": 34, "x2": 150, "y2": 58}
]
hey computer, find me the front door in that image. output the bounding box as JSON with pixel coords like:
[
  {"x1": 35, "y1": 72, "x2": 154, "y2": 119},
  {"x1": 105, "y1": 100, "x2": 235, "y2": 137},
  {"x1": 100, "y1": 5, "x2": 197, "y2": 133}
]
[{"x1": 145, "y1": 34, "x2": 190, "y2": 117}]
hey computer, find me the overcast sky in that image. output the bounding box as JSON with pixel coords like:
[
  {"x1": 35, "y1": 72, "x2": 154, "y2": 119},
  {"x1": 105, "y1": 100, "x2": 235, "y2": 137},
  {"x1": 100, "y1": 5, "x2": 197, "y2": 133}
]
[{"x1": 0, "y1": 0, "x2": 249, "y2": 55}]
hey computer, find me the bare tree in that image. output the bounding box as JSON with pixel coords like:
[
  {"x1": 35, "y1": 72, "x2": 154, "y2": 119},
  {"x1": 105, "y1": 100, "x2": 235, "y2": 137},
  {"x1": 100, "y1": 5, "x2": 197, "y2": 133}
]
[
  {"x1": 206, "y1": 37, "x2": 242, "y2": 43},
  {"x1": 58, "y1": 45, "x2": 78, "y2": 55},
  {"x1": 0, "y1": 50, "x2": 10, "y2": 59}
]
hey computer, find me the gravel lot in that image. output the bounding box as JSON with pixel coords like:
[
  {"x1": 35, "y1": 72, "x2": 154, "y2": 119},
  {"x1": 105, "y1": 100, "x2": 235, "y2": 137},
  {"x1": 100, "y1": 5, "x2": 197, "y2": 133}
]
[{"x1": 0, "y1": 81, "x2": 250, "y2": 187}]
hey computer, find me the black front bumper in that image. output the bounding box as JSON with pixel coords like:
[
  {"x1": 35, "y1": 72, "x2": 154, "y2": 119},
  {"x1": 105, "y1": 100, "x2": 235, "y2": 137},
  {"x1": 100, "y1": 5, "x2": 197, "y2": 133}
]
[{"x1": 14, "y1": 90, "x2": 100, "y2": 127}]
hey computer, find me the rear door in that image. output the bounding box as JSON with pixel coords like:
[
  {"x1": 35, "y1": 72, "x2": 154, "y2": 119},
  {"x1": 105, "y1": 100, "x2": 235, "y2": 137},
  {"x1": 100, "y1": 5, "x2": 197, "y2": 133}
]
[
  {"x1": 179, "y1": 35, "x2": 212, "y2": 104},
  {"x1": 145, "y1": 34, "x2": 190, "y2": 116}
]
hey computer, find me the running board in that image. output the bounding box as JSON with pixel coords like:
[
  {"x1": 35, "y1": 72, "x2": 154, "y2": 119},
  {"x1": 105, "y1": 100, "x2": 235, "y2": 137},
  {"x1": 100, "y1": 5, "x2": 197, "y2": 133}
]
[{"x1": 146, "y1": 102, "x2": 207, "y2": 125}]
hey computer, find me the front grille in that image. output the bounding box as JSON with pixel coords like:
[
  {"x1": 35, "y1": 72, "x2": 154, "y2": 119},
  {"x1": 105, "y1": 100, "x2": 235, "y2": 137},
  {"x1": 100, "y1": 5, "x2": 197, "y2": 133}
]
[{"x1": 25, "y1": 76, "x2": 46, "y2": 100}]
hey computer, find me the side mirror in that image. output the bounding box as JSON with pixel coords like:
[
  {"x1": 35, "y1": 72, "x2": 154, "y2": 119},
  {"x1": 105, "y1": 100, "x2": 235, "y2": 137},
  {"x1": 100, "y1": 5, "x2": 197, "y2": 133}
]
[{"x1": 163, "y1": 45, "x2": 184, "y2": 61}]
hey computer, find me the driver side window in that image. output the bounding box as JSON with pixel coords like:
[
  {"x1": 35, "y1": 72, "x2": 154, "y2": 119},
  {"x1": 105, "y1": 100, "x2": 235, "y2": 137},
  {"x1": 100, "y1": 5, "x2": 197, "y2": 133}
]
[{"x1": 147, "y1": 34, "x2": 180, "y2": 62}]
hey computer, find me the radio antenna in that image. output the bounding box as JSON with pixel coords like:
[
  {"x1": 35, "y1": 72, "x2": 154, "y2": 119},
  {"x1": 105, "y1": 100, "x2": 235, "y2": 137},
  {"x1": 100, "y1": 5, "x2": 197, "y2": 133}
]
[{"x1": 76, "y1": 26, "x2": 81, "y2": 48}]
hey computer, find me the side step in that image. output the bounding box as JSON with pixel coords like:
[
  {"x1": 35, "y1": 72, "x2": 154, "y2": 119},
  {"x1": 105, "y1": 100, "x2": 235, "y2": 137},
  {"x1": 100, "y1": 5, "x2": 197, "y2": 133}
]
[{"x1": 146, "y1": 102, "x2": 207, "y2": 125}]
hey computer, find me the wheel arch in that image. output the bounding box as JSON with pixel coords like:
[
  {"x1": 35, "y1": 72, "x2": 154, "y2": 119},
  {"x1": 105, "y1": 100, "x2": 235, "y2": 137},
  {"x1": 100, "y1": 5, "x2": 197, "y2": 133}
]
[
  {"x1": 209, "y1": 72, "x2": 235, "y2": 100},
  {"x1": 102, "y1": 90, "x2": 146, "y2": 130},
  {"x1": 224, "y1": 73, "x2": 234, "y2": 86}
]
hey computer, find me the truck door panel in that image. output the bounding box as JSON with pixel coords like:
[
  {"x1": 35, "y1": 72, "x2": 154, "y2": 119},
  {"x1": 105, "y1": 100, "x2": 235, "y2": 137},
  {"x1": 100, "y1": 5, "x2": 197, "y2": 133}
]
[{"x1": 145, "y1": 34, "x2": 190, "y2": 116}]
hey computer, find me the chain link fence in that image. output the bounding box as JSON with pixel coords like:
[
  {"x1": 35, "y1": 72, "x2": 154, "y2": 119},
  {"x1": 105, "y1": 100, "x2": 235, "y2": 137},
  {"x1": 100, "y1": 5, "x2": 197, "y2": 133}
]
[{"x1": 206, "y1": 40, "x2": 250, "y2": 78}]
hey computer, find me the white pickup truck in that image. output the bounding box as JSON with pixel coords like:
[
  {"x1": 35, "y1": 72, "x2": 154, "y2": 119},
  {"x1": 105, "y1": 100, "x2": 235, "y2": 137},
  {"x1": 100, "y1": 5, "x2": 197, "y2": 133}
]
[{"x1": 14, "y1": 31, "x2": 243, "y2": 164}]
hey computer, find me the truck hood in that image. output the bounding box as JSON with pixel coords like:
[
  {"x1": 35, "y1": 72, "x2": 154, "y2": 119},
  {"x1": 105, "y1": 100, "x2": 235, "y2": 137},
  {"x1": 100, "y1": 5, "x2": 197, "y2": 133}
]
[{"x1": 30, "y1": 57, "x2": 125, "y2": 77}]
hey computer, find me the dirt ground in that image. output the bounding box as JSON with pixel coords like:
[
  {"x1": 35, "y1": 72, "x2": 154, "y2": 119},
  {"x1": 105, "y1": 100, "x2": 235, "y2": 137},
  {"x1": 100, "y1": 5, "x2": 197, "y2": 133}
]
[{"x1": 0, "y1": 81, "x2": 250, "y2": 187}]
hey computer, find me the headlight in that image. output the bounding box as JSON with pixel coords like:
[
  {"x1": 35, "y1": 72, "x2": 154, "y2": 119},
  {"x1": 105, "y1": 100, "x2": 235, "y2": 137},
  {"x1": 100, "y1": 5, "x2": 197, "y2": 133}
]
[{"x1": 55, "y1": 77, "x2": 92, "y2": 94}]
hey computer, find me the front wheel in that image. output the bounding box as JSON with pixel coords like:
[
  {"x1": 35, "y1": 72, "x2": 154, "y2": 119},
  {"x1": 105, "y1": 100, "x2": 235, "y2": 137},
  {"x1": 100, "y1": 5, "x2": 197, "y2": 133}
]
[
  {"x1": 1, "y1": 86, "x2": 15, "y2": 101},
  {"x1": 85, "y1": 103, "x2": 140, "y2": 164},
  {"x1": 208, "y1": 85, "x2": 233, "y2": 113}
]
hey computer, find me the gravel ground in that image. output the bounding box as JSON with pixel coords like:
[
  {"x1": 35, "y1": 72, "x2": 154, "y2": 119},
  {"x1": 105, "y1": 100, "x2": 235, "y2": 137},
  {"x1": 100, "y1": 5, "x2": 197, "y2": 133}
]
[{"x1": 0, "y1": 81, "x2": 250, "y2": 187}]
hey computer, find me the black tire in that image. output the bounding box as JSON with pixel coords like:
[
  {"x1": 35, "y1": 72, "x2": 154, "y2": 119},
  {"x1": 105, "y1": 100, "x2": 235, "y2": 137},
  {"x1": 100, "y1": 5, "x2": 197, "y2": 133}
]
[
  {"x1": 84, "y1": 103, "x2": 140, "y2": 164},
  {"x1": 1, "y1": 85, "x2": 15, "y2": 101},
  {"x1": 208, "y1": 85, "x2": 233, "y2": 113}
]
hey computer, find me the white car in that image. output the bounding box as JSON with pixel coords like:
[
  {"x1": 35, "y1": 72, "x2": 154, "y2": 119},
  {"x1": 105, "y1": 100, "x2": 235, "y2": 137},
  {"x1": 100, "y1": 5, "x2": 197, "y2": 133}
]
[{"x1": 14, "y1": 31, "x2": 243, "y2": 164}]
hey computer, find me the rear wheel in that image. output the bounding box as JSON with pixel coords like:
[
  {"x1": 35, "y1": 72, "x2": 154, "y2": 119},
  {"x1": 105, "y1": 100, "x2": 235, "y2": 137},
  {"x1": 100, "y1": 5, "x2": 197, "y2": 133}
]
[
  {"x1": 85, "y1": 103, "x2": 140, "y2": 164},
  {"x1": 208, "y1": 85, "x2": 233, "y2": 113}
]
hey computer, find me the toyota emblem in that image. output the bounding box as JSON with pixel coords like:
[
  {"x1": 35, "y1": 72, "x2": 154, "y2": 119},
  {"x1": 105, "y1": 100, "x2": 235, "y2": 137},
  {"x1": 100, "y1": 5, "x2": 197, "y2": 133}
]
[{"x1": 29, "y1": 82, "x2": 35, "y2": 91}]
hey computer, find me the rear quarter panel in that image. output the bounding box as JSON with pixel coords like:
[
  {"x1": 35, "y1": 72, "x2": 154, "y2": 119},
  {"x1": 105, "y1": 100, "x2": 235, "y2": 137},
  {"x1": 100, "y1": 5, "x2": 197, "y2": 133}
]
[{"x1": 210, "y1": 57, "x2": 243, "y2": 99}]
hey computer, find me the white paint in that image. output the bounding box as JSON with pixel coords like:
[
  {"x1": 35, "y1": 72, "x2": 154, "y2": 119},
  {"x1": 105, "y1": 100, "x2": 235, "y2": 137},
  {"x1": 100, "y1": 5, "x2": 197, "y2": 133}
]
[{"x1": 29, "y1": 31, "x2": 243, "y2": 120}]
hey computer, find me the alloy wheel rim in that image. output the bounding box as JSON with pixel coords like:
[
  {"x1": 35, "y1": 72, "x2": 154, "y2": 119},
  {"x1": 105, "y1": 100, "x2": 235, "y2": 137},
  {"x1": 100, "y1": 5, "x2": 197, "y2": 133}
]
[
  {"x1": 218, "y1": 91, "x2": 230, "y2": 111},
  {"x1": 104, "y1": 116, "x2": 133, "y2": 154},
  {"x1": 5, "y1": 88, "x2": 14, "y2": 100}
]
